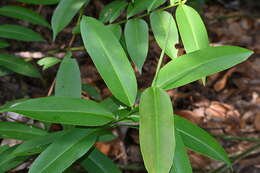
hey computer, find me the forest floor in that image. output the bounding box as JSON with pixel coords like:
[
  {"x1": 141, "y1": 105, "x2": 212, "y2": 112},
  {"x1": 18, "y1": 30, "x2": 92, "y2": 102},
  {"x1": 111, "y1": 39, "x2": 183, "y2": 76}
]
[{"x1": 0, "y1": 1, "x2": 260, "y2": 173}]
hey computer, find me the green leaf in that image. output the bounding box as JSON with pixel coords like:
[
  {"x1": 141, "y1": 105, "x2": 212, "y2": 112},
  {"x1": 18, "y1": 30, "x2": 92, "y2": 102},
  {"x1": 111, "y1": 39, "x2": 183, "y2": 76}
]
[
  {"x1": 139, "y1": 87, "x2": 175, "y2": 173},
  {"x1": 170, "y1": 131, "x2": 192, "y2": 173},
  {"x1": 29, "y1": 128, "x2": 97, "y2": 173},
  {"x1": 0, "y1": 40, "x2": 9, "y2": 49},
  {"x1": 175, "y1": 115, "x2": 231, "y2": 165},
  {"x1": 0, "y1": 96, "x2": 115, "y2": 126},
  {"x1": 99, "y1": 0, "x2": 128, "y2": 23},
  {"x1": 0, "y1": 24, "x2": 45, "y2": 42},
  {"x1": 147, "y1": 0, "x2": 167, "y2": 12},
  {"x1": 156, "y1": 46, "x2": 253, "y2": 89},
  {"x1": 51, "y1": 0, "x2": 90, "y2": 40},
  {"x1": 0, "y1": 53, "x2": 41, "y2": 78},
  {"x1": 16, "y1": 0, "x2": 60, "y2": 5},
  {"x1": 0, "y1": 155, "x2": 28, "y2": 173},
  {"x1": 125, "y1": 18, "x2": 148, "y2": 72},
  {"x1": 127, "y1": 0, "x2": 166, "y2": 18},
  {"x1": 81, "y1": 149, "x2": 122, "y2": 173},
  {"x1": 37, "y1": 57, "x2": 61, "y2": 70},
  {"x1": 107, "y1": 24, "x2": 122, "y2": 40},
  {"x1": 0, "y1": 66, "x2": 13, "y2": 76},
  {"x1": 13, "y1": 131, "x2": 67, "y2": 156},
  {"x1": 0, "y1": 122, "x2": 47, "y2": 140},
  {"x1": 150, "y1": 11, "x2": 179, "y2": 59},
  {"x1": 0, "y1": 146, "x2": 29, "y2": 173},
  {"x1": 176, "y1": 4, "x2": 209, "y2": 53},
  {"x1": 82, "y1": 84, "x2": 102, "y2": 101},
  {"x1": 80, "y1": 16, "x2": 137, "y2": 106},
  {"x1": 98, "y1": 133, "x2": 117, "y2": 142},
  {"x1": 176, "y1": 4, "x2": 209, "y2": 84},
  {"x1": 55, "y1": 52, "x2": 81, "y2": 98},
  {"x1": 0, "y1": 5, "x2": 50, "y2": 28}
]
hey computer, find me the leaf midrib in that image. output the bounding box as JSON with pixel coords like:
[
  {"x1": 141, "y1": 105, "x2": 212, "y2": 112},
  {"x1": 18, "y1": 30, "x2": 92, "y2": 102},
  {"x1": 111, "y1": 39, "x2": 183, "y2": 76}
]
[{"x1": 93, "y1": 25, "x2": 132, "y2": 105}]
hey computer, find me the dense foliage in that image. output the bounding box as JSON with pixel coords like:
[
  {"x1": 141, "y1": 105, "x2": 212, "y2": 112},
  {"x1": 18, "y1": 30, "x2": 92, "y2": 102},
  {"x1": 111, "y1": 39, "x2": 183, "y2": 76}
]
[{"x1": 0, "y1": 0, "x2": 253, "y2": 172}]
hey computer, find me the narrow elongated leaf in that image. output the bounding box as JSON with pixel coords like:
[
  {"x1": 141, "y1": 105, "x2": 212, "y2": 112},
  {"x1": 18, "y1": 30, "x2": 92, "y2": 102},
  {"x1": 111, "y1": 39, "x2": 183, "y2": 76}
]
[
  {"x1": 55, "y1": 52, "x2": 81, "y2": 98},
  {"x1": 139, "y1": 87, "x2": 175, "y2": 173},
  {"x1": 0, "y1": 66, "x2": 13, "y2": 76},
  {"x1": 0, "y1": 122, "x2": 47, "y2": 140},
  {"x1": 150, "y1": 11, "x2": 178, "y2": 59},
  {"x1": 175, "y1": 115, "x2": 231, "y2": 165},
  {"x1": 107, "y1": 24, "x2": 122, "y2": 40},
  {"x1": 13, "y1": 131, "x2": 67, "y2": 156},
  {"x1": 81, "y1": 149, "x2": 122, "y2": 173},
  {"x1": 0, "y1": 96, "x2": 115, "y2": 126},
  {"x1": 0, "y1": 53, "x2": 41, "y2": 78},
  {"x1": 29, "y1": 128, "x2": 97, "y2": 173},
  {"x1": 156, "y1": 46, "x2": 253, "y2": 89},
  {"x1": 170, "y1": 131, "x2": 192, "y2": 173},
  {"x1": 176, "y1": 4, "x2": 209, "y2": 84},
  {"x1": 127, "y1": 0, "x2": 166, "y2": 18},
  {"x1": 0, "y1": 156, "x2": 28, "y2": 173},
  {"x1": 176, "y1": 4, "x2": 209, "y2": 53},
  {"x1": 125, "y1": 19, "x2": 148, "y2": 72},
  {"x1": 16, "y1": 0, "x2": 60, "y2": 5},
  {"x1": 80, "y1": 16, "x2": 137, "y2": 106},
  {"x1": 0, "y1": 6, "x2": 50, "y2": 28},
  {"x1": 0, "y1": 25, "x2": 45, "y2": 42},
  {"x1": 0, "y1": 40, "x2": 9, "y2": 49},
  {"x1": 99, "y1": 0, "x2": 128, "y2": 23},
  {"x1": 0, "y1": 145, "x2": 19, "y2": 168},
  {"x1": 37, "y1": 57, "x2": 61, "y2": 70},
  {"x1": 51, "y1": 0, "x2": 90, "y2": 40}
]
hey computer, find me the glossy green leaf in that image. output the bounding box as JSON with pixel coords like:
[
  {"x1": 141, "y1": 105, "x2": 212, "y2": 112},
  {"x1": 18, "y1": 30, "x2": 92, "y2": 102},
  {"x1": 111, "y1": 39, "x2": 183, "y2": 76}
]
[
  {"x1": 0, "y1": 96, "x2": 115, "y2": 126},
  {"x1": 51, "y1": 0, "x2": 90, "y2": 40},
  {"x1": 29, "y1": 128, "x2": 97, "y2": 173},
  {"x1": 150, "y1": 11, "x2": 179, "y2": 59},
  {"x1": 0, "y1": 147, "x2": 28, "y2": 173},
  {"x1": 0, "y1": 40, "x2": 9, "y2": 49},
  {"x1": 127, "y1": 0, "x2": 166, "y2": 18},
  {"x1": 37, "y1": 57, "x2": 61, "y2": 70},
  {"x1": 80, "y1": 16, "x2": 137, "y2": 106},
  {"x1": 107, "y1": 24, "x2": 122, "y2": 40},
  {"x1": 82, "y1": 84, "x2": 102, "y2": 101},
  {"x1": 0, "y1": 66, "x2": 13, "y2": 76},
  {"x1": 55, "y1": 52, "x2": 81, "y2": 98},
  {"x1": 0, "y1": 154, "x2": 28, "y2": 173},
  {"x1": 0, "y1": 122, "x2": 47, "y2": 140},
  {"x1": 16, "y1": 0, "x2": 60, "y2": 5},
  {"x1": 175, "y1": 115, "x2": 231, "y2": 165},
  {"x1": 176, "y1": 4, "x2": 209, "y2": 53},
  {"x1": 0, "y1": 5, "x2": 50, "y2": 28},
  {"x1": 0, "y1": 24, "x2": 45, "y2": 42},
  {"x1": 176, "y1": 4, "x2": 209, "y2": 84},
  {"x1": 139, "y1": 87, "x2": 175, "y2": 173},
  {"x1": 156, "y1": 46, "x2": 253, "y2": 89},
  {"x1": 125, "y1": 18, "x2": 148, "y2": 72},
  {"x1": 0, "y1": 53, "x2": 41, "y2": 78},
  {"x1": 81, "y1": 149, "x2": 122, "y2": 173},
  {"x1": 13, "y1": 131, "x2": 67, "y2": 156},
  {"x1": 170, "y1": 131, "x2": 192, "y2": 173},
  {"x1": 99, "y1": 0, "x2": 128, "y2": 23}
]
